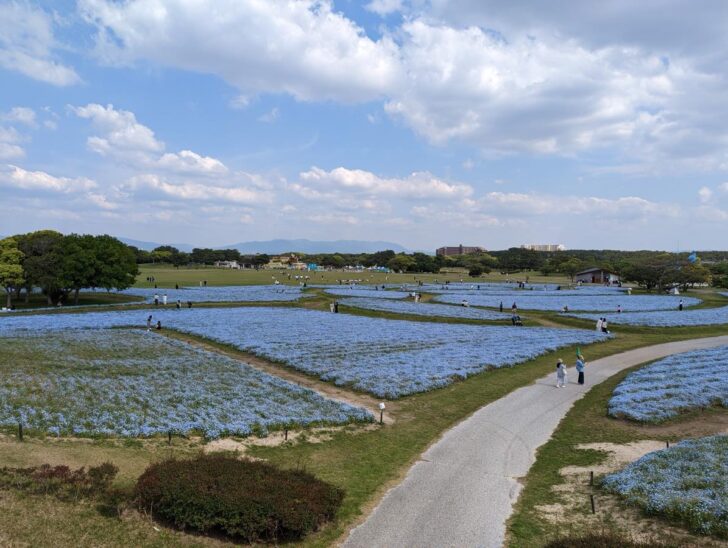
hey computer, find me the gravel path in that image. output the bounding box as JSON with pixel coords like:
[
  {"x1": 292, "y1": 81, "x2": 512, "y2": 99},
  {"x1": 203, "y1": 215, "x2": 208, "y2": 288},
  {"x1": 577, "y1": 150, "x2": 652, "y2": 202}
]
[{"x1": 343, "y1": 335, "x2": 728, "y2": 548}]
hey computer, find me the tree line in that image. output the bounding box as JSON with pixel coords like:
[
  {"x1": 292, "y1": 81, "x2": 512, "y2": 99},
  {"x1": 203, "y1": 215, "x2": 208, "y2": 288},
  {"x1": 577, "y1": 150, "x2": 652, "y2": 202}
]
[{"x1": 0, "y1": 230, "x2": 138, "y2": 308}]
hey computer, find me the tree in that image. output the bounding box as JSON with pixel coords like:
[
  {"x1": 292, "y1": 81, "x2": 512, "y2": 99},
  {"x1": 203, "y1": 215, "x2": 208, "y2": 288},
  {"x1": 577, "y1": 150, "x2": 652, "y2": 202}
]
[
  {"x1": 558, "y1": 258, "x2": 584, "y2": 282},
  {"x1": 387, "y1": 254, "x2": 415, "y2": 273},
  {"x1": 0, "y1": 237, "x2": 24, "y2": 308},
  {"x1": 59, "y1": 234, "x2": 97, "y2": 304},
  {"x1": 468, "y1": 266, "x2": 484, "y2": 277},
  {"x1": 87, "y1": 235, "x2": 138, "y2": 292},
  {"x1": 17, "y1": 230, "x2": 64, "y2": 305}
]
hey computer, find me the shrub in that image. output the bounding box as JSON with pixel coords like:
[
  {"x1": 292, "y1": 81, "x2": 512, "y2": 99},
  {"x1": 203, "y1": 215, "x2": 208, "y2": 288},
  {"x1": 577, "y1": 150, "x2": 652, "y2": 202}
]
[
  {"x1": 544, "y1": 532, "x2": 666, "y2": 547},
  {"x1": 135, "y1": 454, "x2": 344, "y2": 542},
  {"x1": 0, "y1": 462, "x2": 118, "y2": 501}
]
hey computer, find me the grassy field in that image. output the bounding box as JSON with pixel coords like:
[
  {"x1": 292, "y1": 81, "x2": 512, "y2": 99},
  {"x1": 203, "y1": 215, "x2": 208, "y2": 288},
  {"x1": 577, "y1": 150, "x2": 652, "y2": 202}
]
[
  {"x1": 134, "y1": 264, "x2": 572, "y2": 288},
  {"x1": 506, "y1": 342, "x2": 728, "y2": 547}
]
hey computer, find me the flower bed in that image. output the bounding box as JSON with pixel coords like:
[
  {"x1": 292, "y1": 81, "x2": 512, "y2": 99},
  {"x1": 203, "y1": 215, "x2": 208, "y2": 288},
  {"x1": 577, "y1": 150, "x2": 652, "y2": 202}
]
[
  {"x1": 608, "y1": 346, "x2": 728, "y2": 422},
  {"x1": 569, "y1": 306, "x2": 728, "y2": 327},
  {"x1": 0, "y1": 329, "x2": 371, "y2": 438},
  {"x1": 119, "y1": 284, "x2": 305, "y2": 303},
  {"x1": 435, "y1": 293, "x2": 699, "y2": 312},
  {"x1": 323, "y1": 288, "x2": 411, "y2": 299},
  {"x1": 602, "y1": 435, "x2": 728, "y2": 538},
  {"x1": 339, "y1": 297, "x2": 510, "y2": 320},
  {"x1": 0, "y1": 307, "x2": 608, "y2": 398}
]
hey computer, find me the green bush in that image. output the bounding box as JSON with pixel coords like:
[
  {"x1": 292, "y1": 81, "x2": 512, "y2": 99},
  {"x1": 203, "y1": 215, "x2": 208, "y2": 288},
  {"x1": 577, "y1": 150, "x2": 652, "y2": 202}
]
[
  {"x1": 0, "y1": 462, "x2": 118, "y2": 501},
  {"x1": 135, "y1": 454, "x2": 344, "y2": 542},
  {"x1": 544, "y1": 532, "x2": 667, "y2": 547}
]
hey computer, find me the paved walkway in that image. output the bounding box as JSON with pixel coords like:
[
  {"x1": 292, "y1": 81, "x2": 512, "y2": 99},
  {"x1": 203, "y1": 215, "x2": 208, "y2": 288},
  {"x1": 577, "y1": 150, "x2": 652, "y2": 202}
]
[{"x1": 343, "y1": 336, "x2": 728, "y2": 548}]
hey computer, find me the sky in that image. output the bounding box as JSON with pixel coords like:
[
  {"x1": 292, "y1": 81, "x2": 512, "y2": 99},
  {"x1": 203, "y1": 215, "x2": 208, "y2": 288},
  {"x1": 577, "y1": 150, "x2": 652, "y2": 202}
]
[{"x1": 1, "y1": 0, "x2": 728, "y2": 251}]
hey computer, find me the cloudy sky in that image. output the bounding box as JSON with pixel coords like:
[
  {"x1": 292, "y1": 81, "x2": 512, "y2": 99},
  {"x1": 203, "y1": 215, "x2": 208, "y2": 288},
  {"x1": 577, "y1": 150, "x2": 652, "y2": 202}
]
[{"x1": 2, "y1": 0, "x2": 728, "y2": 250}]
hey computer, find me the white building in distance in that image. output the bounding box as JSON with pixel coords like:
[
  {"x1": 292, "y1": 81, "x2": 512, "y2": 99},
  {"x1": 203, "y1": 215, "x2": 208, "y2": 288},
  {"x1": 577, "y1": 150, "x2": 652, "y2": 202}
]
[{"x1": 520, "y1": 244, "x2": 566, "y2": 252}]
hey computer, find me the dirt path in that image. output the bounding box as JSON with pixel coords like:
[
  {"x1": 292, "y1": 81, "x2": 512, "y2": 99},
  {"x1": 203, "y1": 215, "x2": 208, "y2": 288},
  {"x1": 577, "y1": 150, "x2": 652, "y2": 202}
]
[{"x1": 154, "y1": 329, "x2": 395, "y2": 423}]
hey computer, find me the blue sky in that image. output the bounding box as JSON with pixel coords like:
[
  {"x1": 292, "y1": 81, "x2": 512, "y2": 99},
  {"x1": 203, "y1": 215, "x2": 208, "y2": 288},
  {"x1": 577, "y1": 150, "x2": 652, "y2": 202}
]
[{"x1": 2, "y1": 0, "x2": 728, "y2": 251}]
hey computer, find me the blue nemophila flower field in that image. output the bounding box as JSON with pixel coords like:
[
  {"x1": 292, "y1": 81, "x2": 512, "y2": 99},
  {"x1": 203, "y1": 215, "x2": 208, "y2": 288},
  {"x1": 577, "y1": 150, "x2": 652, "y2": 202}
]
[
  {"x1": 0, "y1": 307, "x2": 608, "y2": 398},
  {"x1": 435, "y1": 293, "x2": 700, "y2": 312},
  {"x1": 118, "y1": 284, "x2": 306, "y2": 303},
  {"x1": 0, "y1": 329, "x2": 371, "y2": 438},
  {"x1": 570, "y1": 305, "x2": 728, "y2": 327},
  {"x1": 417, "y1": 283, "x2": 629, "y2": 297},
  {"x1": 339, "y1": 297, "x2": 510, "y2": 320},
  {"x1": 323, "y1": 288, "x2": 412, "y2": 299},
  {"x1": 608, "y1": 346, "x2": 728, "y2": 422},
  {"x1": 602, "y1": 435, "x2": 728, "y2": 538}
]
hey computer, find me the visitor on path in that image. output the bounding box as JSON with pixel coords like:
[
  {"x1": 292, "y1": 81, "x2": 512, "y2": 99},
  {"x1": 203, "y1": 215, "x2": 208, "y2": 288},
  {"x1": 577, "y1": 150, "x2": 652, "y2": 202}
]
[
  {"x1": 679, "y1": 299, "x2": 684, "y2": 311},
  {"x1": 156, "y1": 320, "x2": 162, "y2": 330},
  {"x1": 511, "y1": 302, "x2": 517, "y2": 314},
  {"x1": 162, "y1": 293, "x2": 168, "y2": 306},
  {"x1": 499, "y1": 301, "x2": 503, "y2": 313},
  {"x1": 329, "y1": 302, "x2": 335, "y2": 313},
  {"x1": 334, "y1": 301, "x2": 339, "y2": 313},
  {"x1": 596, "y1": 317, "x2": 603, "y2": 332},
  {"x1": 175, "y1": 283, "x2": 179, "y2": 290},
  {"x1": 617, "y1": 305, "x2": 622, "y2": 314},
  {"x1": 576, "y1": 356, "x2": 586, "y2": 385},
  {"x1": 153, "y1": 293, "x2": 159, "y2": 306},
  {"x1": 146, "y1": 315, "x2": 152, "y2": 329},
  {"x1": 601, "y1": 319, "x2": 609, "y2": 333},
  {"x1": 176, "y1": 299, "x2": 181, "y2": 309},
  {"x1": 556, "y1": 359, "x2": 567, "y2": 388}
]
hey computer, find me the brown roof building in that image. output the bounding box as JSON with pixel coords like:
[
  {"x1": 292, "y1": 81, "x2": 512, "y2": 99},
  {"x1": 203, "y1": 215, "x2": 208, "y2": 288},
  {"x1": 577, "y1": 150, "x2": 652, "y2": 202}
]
[{"x1": 436, "y1": 244, "x2": 486, "y2": 257}]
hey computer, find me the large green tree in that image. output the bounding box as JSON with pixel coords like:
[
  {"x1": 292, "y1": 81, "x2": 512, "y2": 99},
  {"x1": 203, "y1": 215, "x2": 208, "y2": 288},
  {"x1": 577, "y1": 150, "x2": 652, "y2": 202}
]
[
  {"x1": 0, "y1": 237, "x2": 25, "y2": 308},
  {"x1": 16, "y1": 230, "x2": 64, "y2": 305}
]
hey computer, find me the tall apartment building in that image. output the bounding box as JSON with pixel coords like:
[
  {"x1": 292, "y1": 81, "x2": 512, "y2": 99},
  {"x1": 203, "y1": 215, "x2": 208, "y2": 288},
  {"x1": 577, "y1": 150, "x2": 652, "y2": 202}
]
[
  {"x1": 520, "y1": 244, "x2": 566, "y2": 252},
  {"x1": 436, "y1": 244, "x2": 486, "y2": 256}
]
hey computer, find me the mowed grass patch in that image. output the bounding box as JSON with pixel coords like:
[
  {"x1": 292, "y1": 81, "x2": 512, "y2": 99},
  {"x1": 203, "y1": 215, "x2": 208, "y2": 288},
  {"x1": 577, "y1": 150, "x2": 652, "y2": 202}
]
[
  {"x1": 135, "y1": 264, "x2": 571, "y2": 288},
  {"x1": 507, "y1": 333, "x2": 728, "y2": 547}
]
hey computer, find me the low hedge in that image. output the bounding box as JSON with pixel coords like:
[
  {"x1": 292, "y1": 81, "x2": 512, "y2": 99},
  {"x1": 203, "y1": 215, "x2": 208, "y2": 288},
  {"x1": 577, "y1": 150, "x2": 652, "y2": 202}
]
[{"x1": 135, "y1": 454, "x2": 343, "y2": 542}]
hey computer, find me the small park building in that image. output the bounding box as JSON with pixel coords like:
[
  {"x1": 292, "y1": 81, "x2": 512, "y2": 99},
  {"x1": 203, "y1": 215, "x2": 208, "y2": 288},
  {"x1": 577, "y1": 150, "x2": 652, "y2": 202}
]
[{"x1": 575, "y1": 267, "x2": 620, "y2": 284}]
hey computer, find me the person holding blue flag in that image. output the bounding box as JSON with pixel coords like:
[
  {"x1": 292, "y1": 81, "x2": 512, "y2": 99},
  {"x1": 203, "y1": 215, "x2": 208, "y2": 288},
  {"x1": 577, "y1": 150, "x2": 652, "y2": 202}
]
[{"x1": 576, "y1": 347, "x2": 586, "y2": 385}]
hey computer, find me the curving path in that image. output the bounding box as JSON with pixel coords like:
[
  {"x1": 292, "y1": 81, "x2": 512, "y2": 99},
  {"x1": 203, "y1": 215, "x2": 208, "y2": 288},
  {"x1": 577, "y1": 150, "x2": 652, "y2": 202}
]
[{"x1": 343, "y1": 335, "x2": 728, "y2": 548}]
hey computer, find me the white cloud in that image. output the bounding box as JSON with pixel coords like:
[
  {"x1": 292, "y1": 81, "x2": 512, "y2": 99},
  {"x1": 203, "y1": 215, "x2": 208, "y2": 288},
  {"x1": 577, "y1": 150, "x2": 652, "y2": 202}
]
[
  {"x1": 3, "y1": 107, "x2": 36, "y2": 127},
  {"x1": 0, "y1": 2, "x2": 80, "y2": 86},
  {"x1": 0, "y1": 164, "x2": 97, "y2": 193},
  {"x1": 299, "y1": 166, "x2": 473, "y2": 199},
  {"x1": 72, "y1": 103, "x2": 228, "y2": 175},
  {"x1": 0, "y1": 126, "x2": 24, "y2": 159},
  {"x1": 80, "y1": 0, "x2": 401, "y2": 103},
  {"x1": 122, "y1": 174, "x2": 271, "y2": 205},
  {"x1": 258, "y1": 107, "x2": 280, "y2": 123},
  {"x1": 365, "y1": 0, "x2": 403, "y2": 16},
  {"x1": 698, "y1": 186, "x2": 713, "y2": 203}
]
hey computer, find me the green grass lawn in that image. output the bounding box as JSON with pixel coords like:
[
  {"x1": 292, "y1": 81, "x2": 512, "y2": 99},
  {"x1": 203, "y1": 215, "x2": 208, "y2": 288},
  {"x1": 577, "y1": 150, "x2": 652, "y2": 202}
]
[{"x1": 135, "y1": 264, "x2": 572, "y2": 287}]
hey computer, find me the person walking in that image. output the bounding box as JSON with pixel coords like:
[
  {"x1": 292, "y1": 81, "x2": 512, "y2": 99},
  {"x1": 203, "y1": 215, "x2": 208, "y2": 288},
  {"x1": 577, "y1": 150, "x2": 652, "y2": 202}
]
[
  {"x1": 596, "y1": 317, "x2": 603, "y2": 332},
  {"x1": 334, "y1": 301, "x2": 339, "y2": 313},
  {"x1": 576, "y1": 356, "x2": 586, "y2": 385},
  {"x1": 153, "y1": 293, "x2": 159, "y2": 306},
  {"x1": 146, "y1": 315, "x2": 153, "y2": 330},
  {"x1": 176, "y1": 299, "x2": 181, "y2": 309},
  {"x1": 679, "y1": 299, "x2": 684, "y2": 311},
  {"x1": 601, "y1": 318, "x2": 609, "y2": 333},
  {"x1": 499, "y1": 301, "x2": 503, "y2": 313},
  {"x1": 511, "y1": 302, "x2": 517, "y2": 314},
  {"x1": 556, "y1": 359, "x2": 567, "y2": 388},
  {"x1": 162, "y1": 293, "x2": 168, "y2": 306}
]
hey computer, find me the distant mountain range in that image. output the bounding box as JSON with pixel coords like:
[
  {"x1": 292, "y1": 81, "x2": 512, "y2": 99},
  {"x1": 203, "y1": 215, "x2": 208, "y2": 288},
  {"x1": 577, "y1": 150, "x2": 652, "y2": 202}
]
[{"x1": 119, "y1": 237, "x2": 409, "y2": 254}]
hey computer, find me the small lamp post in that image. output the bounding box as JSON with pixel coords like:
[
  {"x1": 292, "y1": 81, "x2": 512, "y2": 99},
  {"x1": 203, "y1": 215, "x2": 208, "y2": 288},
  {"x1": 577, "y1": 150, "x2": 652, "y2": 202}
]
[{"x1": 378, "y1": 402, "x2": 386, "y2": 425}]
